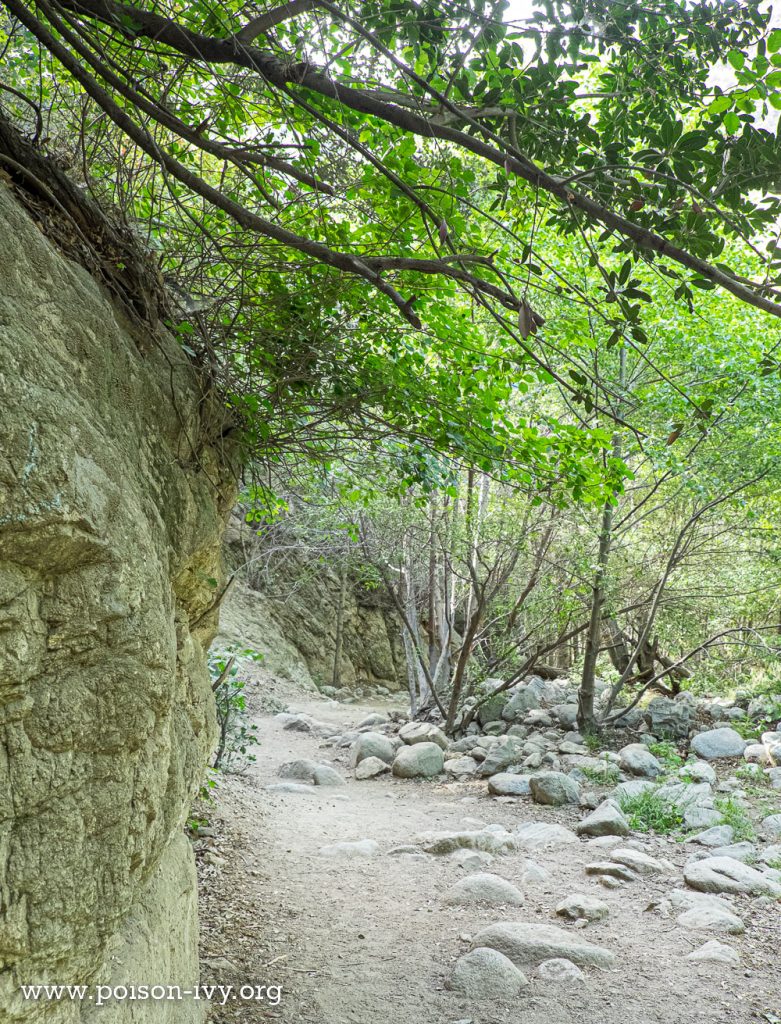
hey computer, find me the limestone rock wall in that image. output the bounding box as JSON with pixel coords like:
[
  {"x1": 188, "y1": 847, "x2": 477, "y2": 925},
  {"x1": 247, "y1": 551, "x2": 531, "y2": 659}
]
[{"x1": 0, "y1": 182, "x2": 235, "y2": 1021}]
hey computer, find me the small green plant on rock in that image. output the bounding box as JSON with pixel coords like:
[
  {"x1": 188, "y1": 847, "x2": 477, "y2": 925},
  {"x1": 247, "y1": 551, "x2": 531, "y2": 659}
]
[
  {"x1": 581, "y1": 758, "x2": 620, "y2": 786},
  {"x1": 648, "y1": 740, "x2": 684, "y2": 769},
  {"x1": 617, "y1": 789, "x2": 684, "y2": 834},
  {"x1": 714, "y1": 796, "x2": 756, "y2": 842}
]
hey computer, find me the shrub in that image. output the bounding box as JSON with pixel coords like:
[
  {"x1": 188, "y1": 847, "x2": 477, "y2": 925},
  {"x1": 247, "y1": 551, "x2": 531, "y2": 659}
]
[{"x1": 210, "y1": 647, "x2": 262, "y2": 772}]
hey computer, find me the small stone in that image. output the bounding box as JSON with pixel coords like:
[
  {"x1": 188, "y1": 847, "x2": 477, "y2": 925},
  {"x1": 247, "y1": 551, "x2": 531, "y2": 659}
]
[
  {"x1": 685, "y1": 825, "x2": 735, "y2": 847},
  {"x1": 355, "y1": 756, "x2": 391, "y2": 780},
  {"x1": 536, "y1": 958, "x2": 585, "y2": 985},
  {"x1": 686, "y1": 940, "x2": 740, "y2": 965},
  {"x1": 762, "y1": 813, "x2": 781, "y2": 838},
  {"x1": 555, "y1": 894, "x2": 609, "y2": 922},
  {"x1": 450, "y1": 849, "x2": 495, "y2": 870},
  {"x1": 609, "y1": 848, "x2": 667, "y2": 876},
  {"x1": 585, "y1": 861, "x2": 637, "y2": 882},
  {"x1": 680, "y1": 762, "x2": 717, "y2": 784},
  {"x1": 318, "y1": 839, "x2": 379, "y2": 858},
  {"x1": 677, "y1": 904, "x2": 744, "y2": 935},
  {"x1": 515, "y1": 822, "x2": 579, "y2": 848}
]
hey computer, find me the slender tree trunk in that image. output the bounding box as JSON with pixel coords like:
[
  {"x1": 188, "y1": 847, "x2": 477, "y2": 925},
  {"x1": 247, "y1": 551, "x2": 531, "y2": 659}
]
[
  {"x1": 332, "y1": 565, "x2": 347, "y2": 687},
  {"x1": 578, "y1": 348, "x2": 625, "y2": 731}
]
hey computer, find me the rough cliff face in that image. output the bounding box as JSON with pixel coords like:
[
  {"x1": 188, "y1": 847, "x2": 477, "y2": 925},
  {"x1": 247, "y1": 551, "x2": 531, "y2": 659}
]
[
  {"x1": 0, "y1": 181, "x2": 235, "y2": 1021},
  {"x1": 218, "y1": 520, "x2": 405, "y2": 694}
]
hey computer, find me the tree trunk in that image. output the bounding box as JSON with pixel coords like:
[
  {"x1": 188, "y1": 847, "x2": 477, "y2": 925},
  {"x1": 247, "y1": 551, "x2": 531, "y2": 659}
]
[{"x1": 331, "y1": 565, "x2": 347, "y2": 687}]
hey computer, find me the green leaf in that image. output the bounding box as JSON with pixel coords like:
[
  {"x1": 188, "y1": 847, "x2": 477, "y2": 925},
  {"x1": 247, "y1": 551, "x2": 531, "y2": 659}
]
[
  {"x1": 727, "y1": 50, "x2": 746, "y2": 70},
  {"x1": 723, "y1": 111, "x2": 741, "y2": 133}
]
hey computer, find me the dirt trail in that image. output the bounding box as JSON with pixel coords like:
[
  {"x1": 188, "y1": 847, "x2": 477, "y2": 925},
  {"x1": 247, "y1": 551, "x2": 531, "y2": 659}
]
[{"x1": 196, "y1": 684, "x2": 780, "y2": 1024}]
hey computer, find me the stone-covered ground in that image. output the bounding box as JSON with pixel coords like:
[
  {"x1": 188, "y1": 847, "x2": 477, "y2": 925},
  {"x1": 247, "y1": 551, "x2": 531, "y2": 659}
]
[{"x1": 195, "y1": 673, "x2": 781, "y2": 1024}]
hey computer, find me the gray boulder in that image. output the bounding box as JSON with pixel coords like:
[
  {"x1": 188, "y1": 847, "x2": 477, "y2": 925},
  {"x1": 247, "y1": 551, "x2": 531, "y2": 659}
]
[
  {"x1": 444, "y1": 756, "x2": 480, "y2": 778},
  {"x1": 529, "y1": 771, "x2": 580, "y2": 806},
  {"x1": 447, "y1": 948, "x2": 528, "y2": 999},
  {"x1": 472, "y1": 922, "x2": 615, "y2": 968},
  {"x1": 398, "y1": 721, "x2": 449, "y2": 750},
  {"x1": 354, "y1": 756, "x2": 391, "y2": 780},
  {"x1": 444, "y1": 872, "x2": 524, "y2": 907},
  {"x1": 350, "y1": 732, "x2": 396, "y2": 767},
  {"x1": 618, "y1": 743, "x2": 663, "y2": 778},
  {"x1": 684, "y1": 856, "x2": 781, "y2": 896},
  {"x1": 536, "y1": 958, "x2": 585, "y2": 985},
  {"x1": 488, "y1": 773, "x2": 531, "y2": 796},
  {"x1": 478, "y1": 738, "x2": 526, "y2": 777},
  {"x1": 576, "y1": 801, "x2": 630, "y2": 837},
  {"x1": 677, "y1": 904, "x2": 744, "y2": 935},
  {"x1": 646, "y1": 696, "x2": 692, "y2": 739},
  {"x1": 686, "y1": 940, "x2": 740, "y2": 965},
  {"x1": 515, "y1": 822, "x2": 579, "y2": 849},
  {"x1": 762, "y1": 813, "x2": 781, "y2": 838},
  {"x1": 392, "y1": 742, "x2": 444, "y2": 778},
  {"x1": 691, "y1": 728, "x2": 747, "y2": 761},
  {"x1": 555, "y1": 893, "x2": 609, "y2": 922}
]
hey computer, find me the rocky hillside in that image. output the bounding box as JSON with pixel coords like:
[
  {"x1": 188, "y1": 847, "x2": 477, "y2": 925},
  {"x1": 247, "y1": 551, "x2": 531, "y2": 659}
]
[{"x1": 216, "y1": 517, "x2": 405, "y2": 696}]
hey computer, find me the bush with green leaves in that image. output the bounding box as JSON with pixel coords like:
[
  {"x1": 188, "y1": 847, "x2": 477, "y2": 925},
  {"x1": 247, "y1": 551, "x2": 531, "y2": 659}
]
[{"x1": 209, "y1": 648, "x2": 263, "y2": 773}]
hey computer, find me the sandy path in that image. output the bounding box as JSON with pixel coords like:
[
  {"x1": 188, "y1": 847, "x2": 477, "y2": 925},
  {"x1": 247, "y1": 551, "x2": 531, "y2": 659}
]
[{"x1": 196, "y1": 688, "x2": 780, "y2": 1024}]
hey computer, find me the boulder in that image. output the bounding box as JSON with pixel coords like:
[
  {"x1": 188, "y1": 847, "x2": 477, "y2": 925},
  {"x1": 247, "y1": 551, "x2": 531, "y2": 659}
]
[
  {"x1": 488, "y1": 773, "x2": 531, "y2": 797},
  {"x1": 392, "y1": 742, "x2": 444, "y2": 778},
  {"x1": 398, "y1": 721, "x2": 449, "y2": 750},
  {"x1": 680, "y1": 761, "x2": 716, "y2": 784},
  {"x1": 690, "y1": 728, "x2": 747, "y2": 761},
  {"x1": 576, "y1": 802, "x2": 630, "y2": 838},
  {"x1": 477, "y1": 738, "x2": 526, "y2": 777},
  {"x1": 444, "y1": 873, "x2": 524, "y2": 907},
  {"x1": 762, "y1": 813, "x2": 781, "y2": 838},
  {"x1": 350, "y1": 732, "x2": 397, "y2": 767},
  {"x1": 472, "y1": 922, "x2": 615, "y2": 968},
  {"x1": 555, "y1": 894, "x2": 609, "y2": 922},
  {"x1": 536, "y1": 958, "x2": 585, "y2": 985},
  {"x1": 646, "y1": 696, "x2": 692, "y2": 739},
  {"x1": 618, "y1": 743, "x2": 663, "y2": 778},
  {"x1": 684, "y1": 856, "x2": 781, "y2": 896},
  {"x1": 515, "y1": 822, "x2": 579, "y2": 849},
  {"x1": 354, "y1": 756, "x2": 391, "y2": 780},
  {"x1": 447, "y1": 948, "x2": 528, "y2": 999},
  {"x1": 529, "y1": 771, "x2": 580, "y2": 806},
  {"x1": 444, "y1": 756, "x2": 480, "y2": 779},
  {"x1": 686, "y1": 940, "x2": 740, "y2": 965}
]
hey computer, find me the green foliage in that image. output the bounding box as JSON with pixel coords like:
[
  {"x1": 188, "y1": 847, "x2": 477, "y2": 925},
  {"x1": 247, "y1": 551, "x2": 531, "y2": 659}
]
[
  {"x1": 617, "y1": 788, "x2": 684, "y2": 833},
  {"x1": 714, "y1": 796, "x2": 757, "y2": 842},
  {"x1": 580, "y1": 758, "x2": 620, "y2": 786},
  {"x1": 210, "y1": 648, "x2": 263, "y2": 773},
  {"x1": 647, "y1": 741, "x2": 685, "y2": 769}
]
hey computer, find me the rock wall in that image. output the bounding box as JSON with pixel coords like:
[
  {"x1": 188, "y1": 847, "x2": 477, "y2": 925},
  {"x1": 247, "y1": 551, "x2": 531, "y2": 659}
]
[
  {"x1": 0, "y1": 181, "x2": 235, "y2": 1021},
  {"x1": 218, "y1": 520, "x2": 405, "y2": 693}
]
